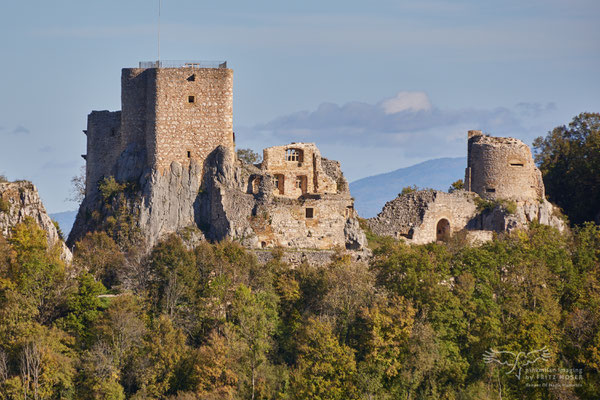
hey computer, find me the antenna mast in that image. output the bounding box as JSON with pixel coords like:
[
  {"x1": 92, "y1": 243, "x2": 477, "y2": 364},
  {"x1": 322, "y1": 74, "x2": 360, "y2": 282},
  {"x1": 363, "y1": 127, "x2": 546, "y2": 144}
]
[{"x1": 157, "y1": 0, "x2": 161, "y2": 66}]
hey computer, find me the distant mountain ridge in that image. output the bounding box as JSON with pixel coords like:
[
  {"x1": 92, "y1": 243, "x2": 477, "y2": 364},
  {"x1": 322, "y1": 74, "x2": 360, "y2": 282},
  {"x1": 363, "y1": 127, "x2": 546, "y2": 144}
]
[
  {"x1": 49, "y1": 210, "x2": 78, "y2": 238},
  {"x1": 350, "y1": 157, "x2": 466, "y2": 218}
]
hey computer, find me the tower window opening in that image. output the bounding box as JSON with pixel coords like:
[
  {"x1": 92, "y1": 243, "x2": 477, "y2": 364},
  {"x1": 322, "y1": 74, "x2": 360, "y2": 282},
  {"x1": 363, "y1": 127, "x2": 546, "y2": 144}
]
[
  {"x1": 187, "y1": 151, "x2": 191, "y2": 158},
  {"x1": 510, "y1": 162, "x2": 524, "y2": 167},
  {"x1": 286, "y1": 148, "x2": 303, "y2": 162},
  {"x1": 306, "y1": 207, "x2": 314, "y2": 219},
  {"x1": 486, "y1": 188, "x2": 496, "y2": 193},
  {"x1": 187, "y1": 74, "x2": 196, "y2": 82},
  {"x1": 188, "y1": 95, "x2": 195, "y2": 103}
]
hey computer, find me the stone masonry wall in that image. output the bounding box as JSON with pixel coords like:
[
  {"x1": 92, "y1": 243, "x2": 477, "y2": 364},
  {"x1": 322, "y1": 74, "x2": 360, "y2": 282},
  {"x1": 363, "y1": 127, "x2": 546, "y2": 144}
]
[
  {"x1": 85, "y1": 111, "x2": 121, "y2": 197},
  {"x1": 261, "y1": 143, "x2": 338, "y2": 198},
  {"x1": 466, "y1": 130, "x2": 544, "y2": 201},
  {"x1": 154, "y1": 68, "x2": 234, "y2": 175},
  {"x1": 367, "y1": 190, "x2": 478, "y2": 244}
]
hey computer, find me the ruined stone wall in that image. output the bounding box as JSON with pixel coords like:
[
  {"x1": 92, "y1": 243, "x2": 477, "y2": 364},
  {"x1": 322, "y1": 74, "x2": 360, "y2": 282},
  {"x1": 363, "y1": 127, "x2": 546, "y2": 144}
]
[
  {"x1": 261, "y1": 143, "x2": 337, "y2": 198},
  {"x1": 85, "y1": 111, "x2": 122, "y2": 197},
  {"x1": 466, "y1": 130, "x2": 544, "y2": 201},
  {"x1": 252, "y1": 195, "x2": 354, "y2": 249},
  {"x1": 367, "y1": 190, "x2": 478, "y2": 244},
  {"x1": 154, "y1": 68, "x2": 234, "y2": 175}
]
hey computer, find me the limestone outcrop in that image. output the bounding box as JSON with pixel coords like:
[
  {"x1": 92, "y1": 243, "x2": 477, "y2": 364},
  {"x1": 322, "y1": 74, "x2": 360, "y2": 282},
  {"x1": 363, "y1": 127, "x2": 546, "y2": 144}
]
[{"x1": 0, "y1": 181, "x2": 72, "y2": 262}]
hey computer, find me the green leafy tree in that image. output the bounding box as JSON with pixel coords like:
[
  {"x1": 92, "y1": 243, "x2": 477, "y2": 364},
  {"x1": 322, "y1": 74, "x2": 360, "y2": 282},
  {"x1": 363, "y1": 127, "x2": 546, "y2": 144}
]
[
  {"x1": 290, "y1": 318, "x2": 358, "y2": 400},
  {"x1": 228, "y1": 284, "x2": 279, "y2": 400},
  {"x1": 533, "y1": 112, "x2": 600, "y2": 224},
  {"x1": 236, "y1": 148, "x2": 262, "y2": 165},
  {"x1": 73, "y1": 232, "x2": 125, "y2": 289}
]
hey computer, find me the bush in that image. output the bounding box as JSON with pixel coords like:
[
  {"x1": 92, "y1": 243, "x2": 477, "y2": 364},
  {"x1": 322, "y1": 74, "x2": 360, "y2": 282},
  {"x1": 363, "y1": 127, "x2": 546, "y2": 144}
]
[
  {"x1": 474, "y1": 197, "x2": 517, "y2": 215},
  {"x1": 400, "y1": 185, "x2": 419, "y2": 196},
  {"x1": 0, "y1": 174, "x2": 7, "y2": 183},
  {"x1": 52, "y1": 219, "x2": 64, "y2": 241},
  {"x1": 0, "y1": 197, "x2": 9, "y2": 213},
  {"x1": 448, "y1": 179, "x2": 464, "y2": 193},
  {"x1": 98, "y1": 176, "x2": 126, "y2": 202}
]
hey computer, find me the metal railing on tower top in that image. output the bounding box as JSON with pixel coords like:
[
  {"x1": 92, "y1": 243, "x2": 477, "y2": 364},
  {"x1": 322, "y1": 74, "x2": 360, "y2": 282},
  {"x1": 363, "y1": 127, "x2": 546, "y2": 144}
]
[{"x1": 138, "y1": 60, "x2": 227, "y2": 69}]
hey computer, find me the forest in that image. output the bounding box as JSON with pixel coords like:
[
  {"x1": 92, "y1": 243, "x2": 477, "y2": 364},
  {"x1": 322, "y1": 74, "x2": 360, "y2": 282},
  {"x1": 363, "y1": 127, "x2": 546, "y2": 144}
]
[{"x1": 0, "y1": 113, "x2": 598, "y2": 400}]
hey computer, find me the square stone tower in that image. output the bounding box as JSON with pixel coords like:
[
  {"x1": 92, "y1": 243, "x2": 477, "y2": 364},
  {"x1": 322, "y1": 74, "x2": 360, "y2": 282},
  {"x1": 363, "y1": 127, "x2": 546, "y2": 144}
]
[
  {"x1": 121, "y1": 61, "x2": 234, "y2": 173},
  {"x1": 83, "y1": 61, "x2": 234, "y2": 198}
]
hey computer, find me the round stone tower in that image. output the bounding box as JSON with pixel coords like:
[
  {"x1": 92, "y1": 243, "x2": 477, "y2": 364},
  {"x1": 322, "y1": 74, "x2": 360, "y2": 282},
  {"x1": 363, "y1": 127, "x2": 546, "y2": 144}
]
[{"x1": 465, "y1": 130, "x2": 544, "y2": 201}]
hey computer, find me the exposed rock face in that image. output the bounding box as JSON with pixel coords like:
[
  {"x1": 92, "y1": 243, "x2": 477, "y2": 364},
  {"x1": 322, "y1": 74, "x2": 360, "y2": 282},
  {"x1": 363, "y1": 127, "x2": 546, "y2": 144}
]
[
  {"x1": 0, "y1": 181, "x2": 72, "y2": 262},
  {"x1": 69, "y1": 144, "x2": 368, "y2": 255},
  {"x1": 367, "y1": 189, "x2": 566, "y2": 245},
  {"x1": 474, "y1": 199, "x2": 566, "y2": 233}
]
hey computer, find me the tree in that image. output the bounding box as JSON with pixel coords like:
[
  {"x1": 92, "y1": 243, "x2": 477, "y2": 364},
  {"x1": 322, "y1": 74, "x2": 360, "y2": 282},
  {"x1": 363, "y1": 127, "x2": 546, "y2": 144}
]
[
  {"x1": 73, "y1": 232, "x2": 124, "y2": 289},
  {"x1": 533, "y1": 112, "x2": 600, "y2": 224},
  {"x1": 68, "y1": 165, "x2": 86, "y2": 204},
  {"x1": 290, "y1": 318, "x2": 358, "y2": 400},
  {"x1": 236, "y1": 149, "x2": 262, "y2": 165},
  {"x1": 228, "y1": 284, "x2": 278, "y2": 400}
]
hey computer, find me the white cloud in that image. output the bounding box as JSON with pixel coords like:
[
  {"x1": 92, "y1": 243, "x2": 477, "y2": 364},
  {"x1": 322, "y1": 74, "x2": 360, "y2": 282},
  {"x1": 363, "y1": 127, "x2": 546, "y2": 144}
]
[{"x1": 380, "y1": 92, "x2": 432, "y2": 114}]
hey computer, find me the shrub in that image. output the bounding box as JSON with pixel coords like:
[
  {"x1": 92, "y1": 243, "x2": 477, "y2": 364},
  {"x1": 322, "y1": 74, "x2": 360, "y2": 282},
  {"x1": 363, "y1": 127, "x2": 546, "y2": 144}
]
[
  {"x1": 0, "y1": 197, "x2": 9, "y2": 213},
  {"x1": 98, "y1": 176, "x2": 126, "y2": 202},
  {"x1": 448, "y1": 179, "x2": 464, "y2": 193},
  {"x1": 400, "y1": 185, "x2": 419, "y2": 196},
  {"x1": 0, "y1": 174, "x2": 7, "y2": 183},
  {"x1": 52, "y1": 219, "x2": 64, "y2": 241}
]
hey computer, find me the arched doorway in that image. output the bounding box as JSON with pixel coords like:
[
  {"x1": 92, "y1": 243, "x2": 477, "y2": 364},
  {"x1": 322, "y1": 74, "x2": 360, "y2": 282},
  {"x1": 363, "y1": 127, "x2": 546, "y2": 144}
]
[{"x1": 436, "y1": 219, "x2": 451, "y2": 242}]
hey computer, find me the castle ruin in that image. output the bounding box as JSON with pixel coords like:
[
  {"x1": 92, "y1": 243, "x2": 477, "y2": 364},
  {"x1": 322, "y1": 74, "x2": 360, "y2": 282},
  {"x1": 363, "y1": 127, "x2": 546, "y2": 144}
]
[
  {"x1": 367, "y1": 131, "x2": 564, "y2": 244},
  {"x1": 69, "y1": 62, "x2": 367, "y2": 255}
]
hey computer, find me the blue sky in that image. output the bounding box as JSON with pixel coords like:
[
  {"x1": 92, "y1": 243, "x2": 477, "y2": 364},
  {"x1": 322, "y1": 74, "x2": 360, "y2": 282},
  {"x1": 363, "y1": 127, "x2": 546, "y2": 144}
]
[{"x1": 0, "y1": 0, "x2": 598, "y2": 213}]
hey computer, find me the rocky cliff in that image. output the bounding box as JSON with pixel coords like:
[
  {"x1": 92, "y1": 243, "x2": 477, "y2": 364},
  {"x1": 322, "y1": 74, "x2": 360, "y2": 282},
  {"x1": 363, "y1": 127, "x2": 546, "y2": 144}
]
[{"x1": 0, "y1": 181, "x2": 72, "y2": 262}]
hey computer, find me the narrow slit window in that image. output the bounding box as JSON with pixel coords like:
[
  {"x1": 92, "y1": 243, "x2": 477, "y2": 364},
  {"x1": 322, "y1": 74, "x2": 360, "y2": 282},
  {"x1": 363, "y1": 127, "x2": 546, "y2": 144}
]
[
  {"x1": 187, "y1": 151, "x2": 191, "y2": 158},
  {"x1": 305, "y1": 207, "x2": 314, "y2": 219},
  {"x1": 486, "y1": 188, "x2": 496, "y2": 193},
  {"x1": 510, "y1": 162, "x2": 524, "y2": 167},
  {"x1": 188, "y1": 95, "x2": 195, "y2": 103}
]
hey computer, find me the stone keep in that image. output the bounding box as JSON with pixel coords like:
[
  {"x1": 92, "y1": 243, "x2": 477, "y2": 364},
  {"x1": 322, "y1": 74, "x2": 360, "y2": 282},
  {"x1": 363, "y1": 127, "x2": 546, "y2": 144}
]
[
  {"x1": 465, "y1": 130, "x2": 544, "y2": 201},
  {"x1": 84, "y1": 64, "x2": 234, "y2": 197}
]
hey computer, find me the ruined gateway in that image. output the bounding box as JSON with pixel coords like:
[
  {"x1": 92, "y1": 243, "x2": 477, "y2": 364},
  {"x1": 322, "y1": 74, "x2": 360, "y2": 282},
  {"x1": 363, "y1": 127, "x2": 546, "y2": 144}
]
[
  {"x1": 67, "y1": 62, "x2": 368, "y2": 254},
  {"x1": 367, "y1": 130, "x2": 565, "y2": 244}
]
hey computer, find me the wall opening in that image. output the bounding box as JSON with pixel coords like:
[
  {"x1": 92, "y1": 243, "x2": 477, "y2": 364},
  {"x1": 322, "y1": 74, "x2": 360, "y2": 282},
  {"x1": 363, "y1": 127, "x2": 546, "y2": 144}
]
[
  {"x1": 286, "y1": 148, "x2": 304, "y2": 162},
  {"x1": 187, "y1": 74, "x2": 196, "y2": 82},
  {"x1": 296, "y1": 175, "x2": 307, "y2": 194},
  {"x1": 306, "y1": 207, "x2": 314, "y2": 219},
  {"x1": 436, "y1": 219, "x2": 451, "y2": 242},
  {"x1": 486, "y1": 188, "x2": 496, "y2": 193},
  {"x1": 188, "y1": 95, "x2": 195, "y2": 103},
  {"x1": 187, "y1": 151, "x2": 191, "y2": 158},
  {"x1": 345, "y1": 205, "x2": 354, "y2": 218},
  {"x1": 510, "y1": 162, "x2": 524, "y2": 167},
  {"x1": 274, "y1": 174, "x2": 285, "y2": 195},
  {"x1": 251, "y1": 177, "x2": 261, "y2": 194}
]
